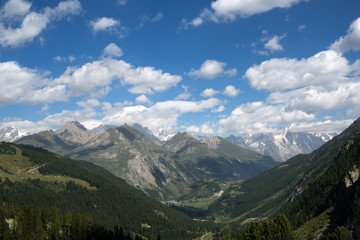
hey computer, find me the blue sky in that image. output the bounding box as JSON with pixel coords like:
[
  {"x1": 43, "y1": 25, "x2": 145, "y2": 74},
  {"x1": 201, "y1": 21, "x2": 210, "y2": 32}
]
[{"x1": 0, "y1": 0, "x2": 359, "y2": 136}]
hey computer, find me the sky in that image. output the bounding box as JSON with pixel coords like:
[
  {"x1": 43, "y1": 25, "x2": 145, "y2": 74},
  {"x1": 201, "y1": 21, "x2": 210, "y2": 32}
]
[{"x1": 0, "y1": 0, "x2": 360, "y2": 137}]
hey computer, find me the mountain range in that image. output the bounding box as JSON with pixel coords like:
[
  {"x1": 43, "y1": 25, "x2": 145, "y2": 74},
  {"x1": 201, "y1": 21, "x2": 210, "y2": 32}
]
[
  {"x1": 1, "y1": 123, "x2": 334, "y2": 164},
  {"x1": 16, "y1": 122, "x2": 277, "y2": 201},
  {"x1": 226, "y1": 131, "x2": 334, "y2": 162},
  {"x1": 2, "y1": 117, "x2": 360, "y2": 239}
]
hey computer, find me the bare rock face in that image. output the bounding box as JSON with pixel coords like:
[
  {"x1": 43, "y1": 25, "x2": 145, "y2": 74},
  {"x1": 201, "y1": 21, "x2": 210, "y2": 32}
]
[
  {"x1": 201, "y1": 136, "x2": 221, "y2": 149},
  {"x1": 55, "y1": 121, "x2": 95, "y2": 145}
]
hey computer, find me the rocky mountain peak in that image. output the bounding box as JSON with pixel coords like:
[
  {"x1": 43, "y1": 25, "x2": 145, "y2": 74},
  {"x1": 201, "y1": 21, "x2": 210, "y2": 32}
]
[
  {"x1": 201, "y1": 136, "x2": 222, "y2": 149},
  {"x1": 55, "y1": 121, "x2": 95, "y2": 145}
]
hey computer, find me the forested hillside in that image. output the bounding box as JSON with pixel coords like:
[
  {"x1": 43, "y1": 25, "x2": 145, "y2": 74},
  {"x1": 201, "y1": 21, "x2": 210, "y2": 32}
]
[{"x1": 0, "y1": 142, "x2": 206, "y2": 239}]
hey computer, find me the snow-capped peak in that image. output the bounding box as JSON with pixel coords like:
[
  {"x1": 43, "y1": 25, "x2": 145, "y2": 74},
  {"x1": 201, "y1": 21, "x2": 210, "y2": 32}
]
[
  {"x1": 0, "y1": 126, "x2": 29, "y2": 142},
  {"x1": 154, "y1": 126, "x2": 175, "y2": 141}
]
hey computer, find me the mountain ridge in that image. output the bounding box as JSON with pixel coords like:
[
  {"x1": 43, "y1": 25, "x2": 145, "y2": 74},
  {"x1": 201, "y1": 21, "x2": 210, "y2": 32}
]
[{"x1": 16, "y1": 122, "x2": 278, "y2": 201}]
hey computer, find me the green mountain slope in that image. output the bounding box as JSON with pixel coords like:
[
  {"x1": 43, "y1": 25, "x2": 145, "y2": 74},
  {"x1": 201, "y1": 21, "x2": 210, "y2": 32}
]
[
  {"x1": 284, "y1": 132, "x2": 360, "y2": 239},
  {"x1": 15, "y1": 130, "x2": 78, "y2": 156},
  {"x1": 207, "y1": 117, "x2": 360, "y2": 224},
  {"x1": 0, "y1": 142, "x2": 205, "y2": 239}
]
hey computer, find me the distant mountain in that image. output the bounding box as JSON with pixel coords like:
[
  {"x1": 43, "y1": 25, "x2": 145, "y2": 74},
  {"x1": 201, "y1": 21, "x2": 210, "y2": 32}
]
[
  {"x1": 65, "y1": 125, "x2": 276, "y2": 200},
  {"x1": 0, "y1": 142, "x2": 203, "y2": 239},
  {"x1": 132, "y1": 123, "x2": 160, "y2": 142},
  {"x1": 91, "y1": 124, "x2": 116, "y2": 135},
  {"x1": 207, "y1": 117, "x2": 360, "y2": 227},
  {"x1": 226, "y1": 131, "x2": 334, "y2": 161},
  {"x1": 15, "y1": 122, "x2": 277, "y2": 201},
  {"x1": 55, "y1": 121, "x2": 96, "y2": 145},
  {"x1": 154, "y1": 126, "x2": 176, "y2": 141},
  {"x1": 164, "y1": 133, "x2": 276, "y2": 169},
  {"x1": 15, "y1": 121, "x2": 95, "y2": 156},
  {"x1": 0, "y1": 126, "x2": 29, "y2": 142},
  {"x1": 67, "y1": 125, "x2": 192, "y2": 200},
  {"x1": 162, "y1": 132, "x2": 277, "y2": 183}
]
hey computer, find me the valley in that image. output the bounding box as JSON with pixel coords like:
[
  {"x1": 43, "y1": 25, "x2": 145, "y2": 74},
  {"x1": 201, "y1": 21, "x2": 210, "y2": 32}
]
[{"x1": 1, "y1": 118, "x2": 359, "y2": 239}]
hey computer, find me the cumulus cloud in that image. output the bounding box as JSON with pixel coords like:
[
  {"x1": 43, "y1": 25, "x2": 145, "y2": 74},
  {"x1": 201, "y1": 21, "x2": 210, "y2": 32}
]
[
  {"x1": 245, "y1": 50, "x2": 350, "y2": 91},
  {"x1": 330, "y1": 17, "x2": 360, "y2": 53},
  {"x1": 0, "y1": 61, "x2": 67, "y2": 105},
  {"x1": 102, "y1": 43, "x2": 123, "y2": 58},
  {"x1": 175, "y1": 85, "x2": 192, "y2": 100},
  {"x1": 218, "y1": 101, "x2": 314, "y2": 134},
  {"x1": 268, "y1": 82, "x2": 360, "y2": 114},
  {"x1": 183, "y1": 0, "x2": 304, "y2": 28},
  {"x1": 0, "y1": 47, "x2": 182, "y2": 105},
  {"x1": 1, "y1": 0, "x2": 31, "y2": 19},
  {"x1": 223, "y1": 85, "x2": 241, "y2": 97},
  {"x1": 90, "y1": 17, "x2": 120, "y2": 33},
  {"x1": 0, "y1": 0, "x2": 81, "y2": 47},
  {"x1": 101, "y1": 98, "x2": 222, "y2": 133},
  {"x1": 211, "y1": 0, "x2": 302, "y2": 20},
  {"x1": 201, "y1": 88, "x2": 220, "y2": 98},
  {"x1": 135, "y1": 94, "x2": 152, "y2": 104},
  {"x1": 188, "y1": 59, "x2": 237, "y2": 79},
  {"x1": 264, "y1": 34, "x2": 286, "y2": 52},
  {"x1": 56, "y1": 58, "x2": 182, "y2": 97}
]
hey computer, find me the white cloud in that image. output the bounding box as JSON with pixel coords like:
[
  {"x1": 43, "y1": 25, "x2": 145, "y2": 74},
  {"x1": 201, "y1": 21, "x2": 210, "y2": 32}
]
[
  {"x1": 0, "y1": 61, "x2": 67, "y2": 105},
  {"x1": 1, "y1": 0, "x2": 31, "y2": 19},
  {"x1": 245, "y1": 50, "x2": 350, "y2": 91},
  {"x1": 211, "y1": 105, "x2": 225, "y2": 113},
  {"x1": 101, "y1": 98, "x2": 222, "y2": 133},
  {"x1": 188, "y1": 59, "x2": 237, "y2": 79},
  {"x1": 201, "y1": 88, "x2": 220, "y2": 98},
  {"x1": 152, "y1": 12, "x2": 163, "y2": 22},
  {"x1": 268, "y1": 82, "x2": 360, "y2": 114},
  {"x1": 211, "y1": 0, "x2": 303, "y2": 20},
  {"x1": 0, "y1": 0, "x2": 81, "y2": 47},
  {"x1": 200, "y1": 122, "x2": 215, "y2": 135},
  {"x1": 218, "y1": 101, "x2": 314, "y2": 134},
  {"x1": 184, "y1": 0, "x2": 304, "y2": 28},
  {"x1": 298, "y1": 24, "x2": 306, "y2": 32},
  {"x1": 102, "y1": 43, "x2": 123, "y2": 58},
  {"x1": 77, "y1": 99, "x2": 101, "y2": 109},
  {"x1": 185, "y1": 125, "x2": 200, "y2": 133},
  {"x1": 56, "y1": 58, "x2": 182, "y2": 97},
  {"x1": 175, "y1": 85, "x2": 191, "y2": 100},
  {"x1": 54, "y1": 55, "x2": 76, "y2": 62},
  {"x1": 264, "y1": 34, "x2": 286, "y2": 52},
  {"x1": 330, "y1": 17, "x2": 360, "y2": 53},
  {"x1": 135, "y1": 94, "x2": 152, "y2": 104},
  {"x1": 116, "y1": 0, "x2": 128, "y2": 6},
  {"x1": 0, "y1": 53, "x2": 182, "y2": 105},
  {"x1": 136, "y1": 13, "x2": 163, "y2": 29},
  {"x1": 90, "y1": 17, "x2": 120, "y2": 33},
  {"x1": 223, "y1": 85, "x2": 241, "y2": 97},
  {"x1": 285, "y1": 119, "x2": 356, "y2": 134}
]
